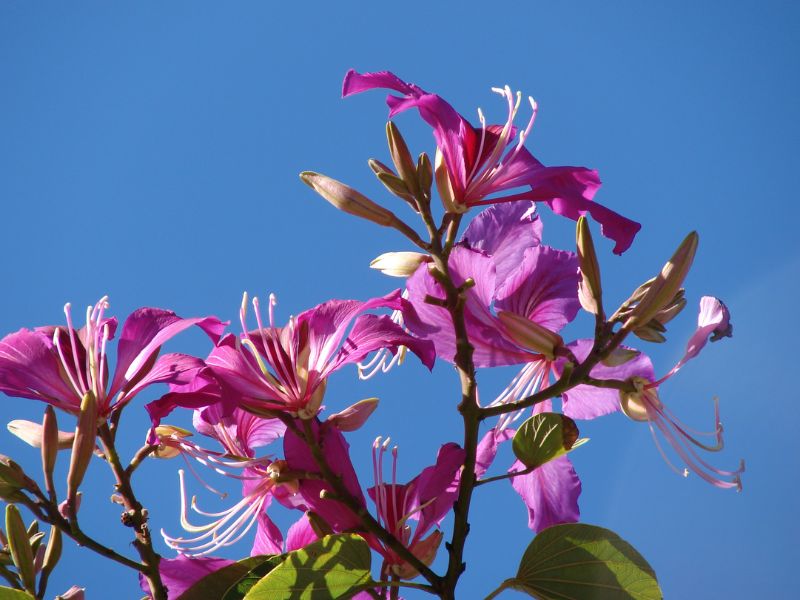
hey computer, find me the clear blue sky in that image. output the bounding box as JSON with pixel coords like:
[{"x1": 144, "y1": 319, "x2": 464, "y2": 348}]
[{"x1": 1, "y1": 1, "x2": 797, "y2": 598}]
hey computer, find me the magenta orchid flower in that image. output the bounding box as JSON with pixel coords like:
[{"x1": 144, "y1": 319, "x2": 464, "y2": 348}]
[
  {"x1": 367, "y1": 438, "x2": 465, "y2": 579},
  {"x1": 558, "y1": 297, "x2": 743, "y2": 490},
  {"x1": 0, "y1": 297, "x2": 224, "y2": 417},
  {"x1": 342, "y1": 69, "x2": 640, "y2": 254},
  {"x1": 159, "y1": 402, "x2": 290, "y2": 557},
  {"x1": 206, "y1": 290, "x2": 434, "y2": 419},
  {"x1": 284, "y1": 419, "x2": 464, "y2": 580}
]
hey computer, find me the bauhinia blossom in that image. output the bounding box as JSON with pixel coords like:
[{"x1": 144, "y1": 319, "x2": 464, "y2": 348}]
[
  {"x1": 558, "y1": 297, "x2": 743, "y2": 489},
  {"x1": 206, "y1": 290, "x2": 434, "y2": 419},
  {"x1": 0, "y1": 297, "x2": 224, "y2": 417},
  {"x1": 342, "y1": 69, "x2": 640, "y2": 254},
  {"x1": 159, "y1": 402, "x2": 290, "y2": 557}
]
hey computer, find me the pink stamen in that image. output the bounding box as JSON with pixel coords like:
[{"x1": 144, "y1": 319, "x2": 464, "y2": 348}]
[{"x1": 62, "y1": 303, "x2": 87, "y2": 394}]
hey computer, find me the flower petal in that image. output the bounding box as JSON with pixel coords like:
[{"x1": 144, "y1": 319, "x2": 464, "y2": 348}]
[
  {"x1": 495, "y1": 246, "x2": 580, "y2": 333},
  {"x1": 109, "y1": 308, "x2": 225, "y2": 400},
  {"x1": 510, "y1": 455, "x2": 581, "y2": 533},
  {"x1": 285, "y1": 513, "x2": 319, "y2": 552},
  {"x1": 461, "y1": 202, "x2": 543, "y2": 285},
  {"x1": 139, "y1": 555, "x2": 234, "y2": 599},
  {"x1": 251, "y1": 510, "x2": 283, "y2": 556},
  {"x1": 0, "y1": 329, "x2": 78, "y2": 411}
]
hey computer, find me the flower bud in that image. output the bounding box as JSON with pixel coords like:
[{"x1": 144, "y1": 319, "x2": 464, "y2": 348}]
[
  {"x1": 434, "y1": 149, "x2": 466, "y2": 214},
  {"x1": 326, "y1": 398, "x2": 379, "y2": 432},
  {"x1": 497, "y1": 311, "x2": 563, "y2": 360},
  {"x1": 56, "y1": 586, "x2": 85, "y2": 600},
  {"x1": 7, "y1": 420, "x2": 74, "y2": 450},
  {"x1": 386, "y1": 121, "x2": 420, "y2": 197},
  {"x1": 5, "y1": 504, "x2": 36, "y2": 594},
  {"x1": 370, "y1": 252, "x2": 430, "y2": 278},
  {"x1": 417, "y1": 152, "x2": 433, "y2": 198},
  {"x1": 623, "y1": 232, "x2": 698, "y2": 332},
  {"x1": 42, "y1": 525, "x2": 62, "y2": 578},
  {"x1": 300, "y1": 172, "x2": 397, "y2": 227},
  {"x1": 66, "y1": 392, "x2": 98, "y2": 513},
  {"x1": 576, "y1": 216, "x2": 603, "y2": 315},
  {"x1": 41, "y1": 406, "x2": 59, "y2": 494},
  {"x1": 0, "y1": 455, "x2": 29, "y2": 500}
]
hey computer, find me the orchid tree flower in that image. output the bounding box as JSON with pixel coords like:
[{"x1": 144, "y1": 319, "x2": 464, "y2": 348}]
[
  {"x1": 342, "y1": 69, "x2": 640, "y2": 254},
  {"x1": 159, "y1": 402, "x2": 291, "y2": 557},
  {"x1": 283, "y1": 418, "x2": 465, "y2": 580},
  {"x1": 205, "y1": 290, "x2": 434, "y2": 420},
  {"x1": 0, "y1": 296, "x2": 225, "y2": 417},
  {"x1": 405, "y1": 202, "x2": 582, "y2": 428},
  {"x1": 557, "y1": 297, "x2": 743, "y2": 490}
]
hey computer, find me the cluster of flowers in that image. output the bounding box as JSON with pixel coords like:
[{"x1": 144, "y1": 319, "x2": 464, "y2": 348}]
[{"x1": 0, "y1": 70, "x2": 741, "y2": 599}]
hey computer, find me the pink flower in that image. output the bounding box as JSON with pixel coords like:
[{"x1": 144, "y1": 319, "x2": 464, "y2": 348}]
[
  {"x1": 560, "y1": 297, "x2": 743, "y2": 490},
  {"x1": 0, "y1": 297, "x2": 224, "y2": 417},
  {"x1": 206, "y1": 291, "x2": 434, "y2": 419},
  {"x1": 343, "y1": 69, "x2": 640, "y2": 254},
  {"x1": 159, "y1": 402, "x2": 289, "y2": 557}
]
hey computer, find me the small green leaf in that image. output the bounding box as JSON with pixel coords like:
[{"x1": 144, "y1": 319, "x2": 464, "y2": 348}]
[
  {"x1": 512, "y1": 412, "x2": 587, "y2": 469},
  {"x1": 244, "y1": 534, "x2": 374, "y2": 600},
  {"x1": 507, "y1": 523, "x2": 662, "y2": 600},
  {"x1": 0, "y1": 587, "x2": 34, "y2": 599},
  {"x1": 177, "y1": 555, "x2": 279, "y2": 600}
]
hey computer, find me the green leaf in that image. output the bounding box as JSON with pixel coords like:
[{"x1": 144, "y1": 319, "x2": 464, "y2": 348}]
[
  {"x1": 222, "y1": 556, "x2": 286, "y2": 600},
  {"x1": 244, "y1": 534, "x2": 375, "y2": 600},
  {"x1": 512, "y1": 412, "x2": 587, "y2": 469},
  {"x1": 507, "y1": 523, "x2": 662, "y2": 600},
  {"x1": 0, "y1": 587, "x2": 34, "y2": 599},
  {"x1": 177, "y1": 555, "x2": 279, "y2": 600}
]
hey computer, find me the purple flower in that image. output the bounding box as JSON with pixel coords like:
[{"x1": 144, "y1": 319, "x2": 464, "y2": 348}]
[
  {"x1": 0, "y1": 297, "x2": 224, "y2": 417},
  {"x1": 284, "y1": 420, "x2": 464, "y2": 580},
  {"x1": 367, "y1": 438, "x2": 465, "y2": 578},
  {"x1": 560, "y1": 297, "x2": 743, "y2": 490},
  {"x1": 139, "y1": 555, "x2": 234, "y2": 599},
  {"x1": 206, "y1": 291, "x2": 434, "y2": 419},
  {"x1": 343, "y1": 69, "x2": 640, "y2": 254}
]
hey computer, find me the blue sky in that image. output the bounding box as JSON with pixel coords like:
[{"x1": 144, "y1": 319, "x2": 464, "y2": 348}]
[{"x1": 0, "y1": 1, "x2": 798, "y2": 598}]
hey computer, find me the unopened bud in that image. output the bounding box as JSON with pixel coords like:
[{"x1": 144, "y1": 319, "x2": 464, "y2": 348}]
[
  {"x1": 435, "y1": 149, "x2": 465, "y2": 214},
  {"x1": 601, "y1": 347, "x2": 641, "y2": 367},
  {"x1": 300, "y1": 172, "x2": 396, "y2": 227},
  {"x1": 368, "y1": 159, "x2": 416, "y2": 207},
  {"x1": 624, "y1": 232, "x2": 698, "y2": 331},
  {"x1": 386, "y1": 121, "x2": 420, "y2": 197},
  {"x1": 417, "y1": 152, "x2": 433, "y2": 198},
  {"x1": 7, "y1": 419, "x2": 74, "y2": 450},
  {"x1": 0, "y1": 455, "x2": 29, "y2": 500},
  {"x1": 576, "y1": 216, "x2": 603, "y2": 315},
  {"x1": 42, "y1": 406, "x2": 59, "y2": 492},
  {"x1": 632, "y1": 319, "x2": 667, "y2": 343},
  {"x1": 497, "y1": 311, "x2": 563, "y2": 360},
  {"x1": 66, "y1": 392, "x2": 98, "y2": 512},
  {"x1": 42, "y1": 525, "x2": 62, "y2": 577},
  {"x1": 5, "y1": 504, "x2": 36, "y2": 594},
  {"x1": 370, "y1": 252, "x2": 430, "y2": 278},
  {"x1": 326, "y1": 398, "x2": 379, "y2": 432}
]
